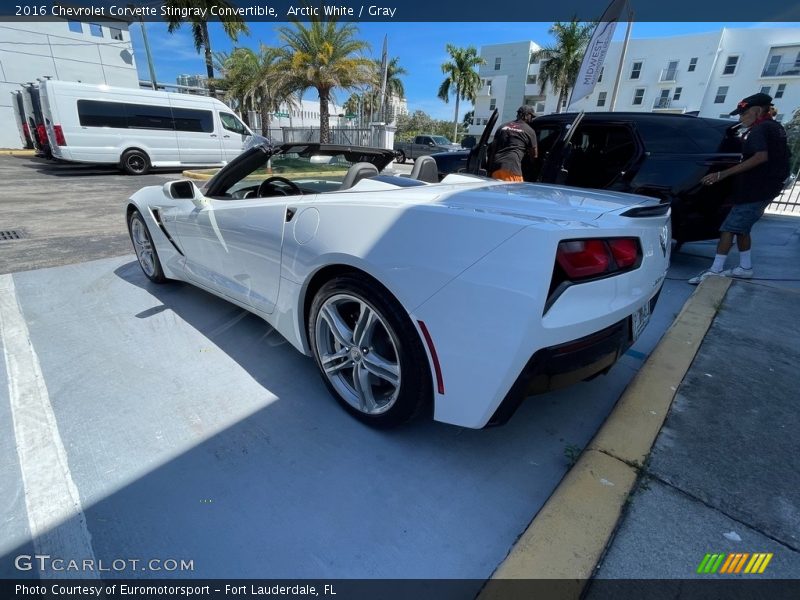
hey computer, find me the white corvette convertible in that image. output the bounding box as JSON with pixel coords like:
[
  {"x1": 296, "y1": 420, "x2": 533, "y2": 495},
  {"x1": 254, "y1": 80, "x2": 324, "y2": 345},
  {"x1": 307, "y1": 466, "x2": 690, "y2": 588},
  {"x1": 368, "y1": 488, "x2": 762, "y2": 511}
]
[{"x1": 126, "y1": 141, "x2": 670, "y2": 429}]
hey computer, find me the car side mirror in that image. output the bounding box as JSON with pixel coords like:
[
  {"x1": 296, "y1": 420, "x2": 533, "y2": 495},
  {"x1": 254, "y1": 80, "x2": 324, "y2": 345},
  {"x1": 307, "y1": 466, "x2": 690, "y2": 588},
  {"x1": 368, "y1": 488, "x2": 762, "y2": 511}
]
[
  {"x1": 164, "y1": 180, "x2": 208, "y2": 209},
  {"x1": 428, "y1": 141, "x2": 435, "y2": 146}
]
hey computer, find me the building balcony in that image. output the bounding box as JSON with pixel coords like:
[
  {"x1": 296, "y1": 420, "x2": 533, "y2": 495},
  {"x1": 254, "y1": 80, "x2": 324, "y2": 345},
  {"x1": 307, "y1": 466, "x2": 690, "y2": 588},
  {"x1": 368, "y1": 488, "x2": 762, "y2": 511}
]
[
  {"x1": 761, "y1": 60, "x2": 800, "y2": 77},
  {"x1": 477, "y1": 84, "x2": 492, "y2": 97},
  {"x1": 659, "y1": 69, "x2": 678, "y2": 83},
  {"x1": 652, "y1": 98, "x2": 687, "y2": 112}
]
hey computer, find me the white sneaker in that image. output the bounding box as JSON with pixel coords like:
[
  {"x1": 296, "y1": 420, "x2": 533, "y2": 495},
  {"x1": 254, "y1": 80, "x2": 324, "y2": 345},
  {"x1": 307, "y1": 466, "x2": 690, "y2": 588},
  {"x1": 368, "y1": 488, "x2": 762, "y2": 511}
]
[
  {"x1": 688, "y1": 269, "x2": 724, "y2": 285},
  {"x1": 721, "y1": 266, "x2": 753, "y2": 279}
]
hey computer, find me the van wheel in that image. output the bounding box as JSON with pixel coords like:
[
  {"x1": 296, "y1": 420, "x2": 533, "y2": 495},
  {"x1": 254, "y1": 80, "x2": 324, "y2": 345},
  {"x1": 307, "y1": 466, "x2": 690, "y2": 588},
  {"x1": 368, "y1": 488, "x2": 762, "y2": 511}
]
[{"x1": 121, "y1": 149, "x2": 150, "y2": 175}]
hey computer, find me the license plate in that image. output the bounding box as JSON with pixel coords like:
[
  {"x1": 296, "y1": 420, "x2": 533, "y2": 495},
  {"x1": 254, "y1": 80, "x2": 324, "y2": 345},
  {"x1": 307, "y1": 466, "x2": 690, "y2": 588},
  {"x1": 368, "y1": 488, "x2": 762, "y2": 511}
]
[{"x1": 632, "y1": 301, "x2": 652, "y2": 341}]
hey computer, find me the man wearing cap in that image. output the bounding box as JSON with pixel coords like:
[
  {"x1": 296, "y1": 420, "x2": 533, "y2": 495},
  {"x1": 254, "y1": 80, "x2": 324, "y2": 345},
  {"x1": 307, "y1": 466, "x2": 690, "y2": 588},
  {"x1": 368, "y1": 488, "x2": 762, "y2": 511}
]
[
  {"x1": 689, "y1": 93, "x2": 790, "y2": 284},
  {"x1": 487, "y1": 106, "x2": 538, "y2": 182}
]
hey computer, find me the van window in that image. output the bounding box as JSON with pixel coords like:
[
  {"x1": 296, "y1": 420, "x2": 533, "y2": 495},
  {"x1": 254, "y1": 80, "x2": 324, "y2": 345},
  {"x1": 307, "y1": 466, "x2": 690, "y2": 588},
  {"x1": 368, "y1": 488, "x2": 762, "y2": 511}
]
[
  {"x1": 172, "y1": 107, "x2": 214, "y2": 133},
  {"x1": 77, "y1": 100, "x2": 128, "y2": 128},
  {"x1": 220, "y1": 112, "x2": 247, "y2": 135},
  {"x1": 127, "y1": 104, "x2": 173, "y2": 130}
]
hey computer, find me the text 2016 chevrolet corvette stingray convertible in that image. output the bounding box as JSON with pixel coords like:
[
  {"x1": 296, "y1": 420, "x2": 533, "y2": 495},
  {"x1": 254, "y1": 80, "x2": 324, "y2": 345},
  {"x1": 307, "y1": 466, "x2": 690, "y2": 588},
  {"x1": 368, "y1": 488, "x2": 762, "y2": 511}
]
[{"x1": 126, "y1": 141, "x2": 670, "y2": 429}]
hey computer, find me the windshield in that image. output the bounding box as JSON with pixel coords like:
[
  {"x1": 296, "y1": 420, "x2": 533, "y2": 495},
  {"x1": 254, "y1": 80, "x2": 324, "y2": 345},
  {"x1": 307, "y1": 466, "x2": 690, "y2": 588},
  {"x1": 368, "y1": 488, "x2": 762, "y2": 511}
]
[{"x1": 430, "y1": 136, "x2": 453, "y2": 145}]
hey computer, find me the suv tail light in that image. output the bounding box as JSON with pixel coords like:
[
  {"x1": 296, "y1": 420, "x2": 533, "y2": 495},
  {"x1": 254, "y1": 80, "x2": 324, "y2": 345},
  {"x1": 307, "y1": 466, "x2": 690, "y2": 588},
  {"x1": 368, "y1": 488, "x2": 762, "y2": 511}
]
[
  {"x1": 36, "y1": 124, "x2": 47, "y2": 145},
  {"x1": 22, "y1": 123, "x2": 30, "y2": 140},
  {"x1": 555, "y1": 237, "x2": 642, "y2": 282},
  {"x1": 54, "y1": 125, "x2": 66, "y2": 146}
]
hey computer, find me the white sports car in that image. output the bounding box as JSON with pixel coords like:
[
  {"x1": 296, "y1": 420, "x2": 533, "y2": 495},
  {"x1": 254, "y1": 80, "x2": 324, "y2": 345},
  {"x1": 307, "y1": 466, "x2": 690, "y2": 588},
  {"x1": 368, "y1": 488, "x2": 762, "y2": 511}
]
[{"x1": 126, "y1": 141, "x2": 670, "y2": 429}]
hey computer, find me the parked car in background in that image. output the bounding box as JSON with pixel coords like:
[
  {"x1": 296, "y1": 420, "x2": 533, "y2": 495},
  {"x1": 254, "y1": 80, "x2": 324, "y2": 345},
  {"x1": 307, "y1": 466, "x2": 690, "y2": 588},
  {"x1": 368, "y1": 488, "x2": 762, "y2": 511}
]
[
  {"x1": 432, "y1": 111, "x2": 743, "y2": 249},
  {"x1": 393, "y1": 134, "x2": 461, "y2": 163},
  {"x1": 20, "y1": 83, "x2": 51, "y2": 158},
  {"x1": 38, "y1": 80, "x2": 255, "y2": 175},
  {"x1": 127, "y1": 141, "x2": 670, "y2": 429},
  {"x1": 11, "y1": 90, "x2": 33, "y2": 149}
]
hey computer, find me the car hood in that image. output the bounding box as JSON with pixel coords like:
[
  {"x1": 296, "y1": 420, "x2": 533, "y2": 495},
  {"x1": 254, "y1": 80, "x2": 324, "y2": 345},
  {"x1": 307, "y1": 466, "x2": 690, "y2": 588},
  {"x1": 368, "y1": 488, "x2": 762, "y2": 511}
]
[{"x1": 434, "y1": 181, "x2": 659, "y2": 223}]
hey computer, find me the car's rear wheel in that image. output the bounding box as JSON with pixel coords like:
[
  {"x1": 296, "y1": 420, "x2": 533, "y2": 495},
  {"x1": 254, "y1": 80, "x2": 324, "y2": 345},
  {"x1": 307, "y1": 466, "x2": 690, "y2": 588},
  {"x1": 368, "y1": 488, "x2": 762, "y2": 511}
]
[
  {"x1": 121, "y1": 149, "x2": 151, "y2": 175},
  {"x1": 128, "y1": 210, "x2": 166, "y2": 283},
  {"x1": 309, "y1": 274, "x2": 431, "y2": 428}
]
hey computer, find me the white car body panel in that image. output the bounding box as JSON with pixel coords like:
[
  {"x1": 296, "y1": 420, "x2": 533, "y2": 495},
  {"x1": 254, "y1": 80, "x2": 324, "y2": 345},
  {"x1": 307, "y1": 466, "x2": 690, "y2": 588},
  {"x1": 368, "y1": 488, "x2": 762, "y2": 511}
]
[{"x1": 127, "y1": 144, "x2": 670, "y2": 428}]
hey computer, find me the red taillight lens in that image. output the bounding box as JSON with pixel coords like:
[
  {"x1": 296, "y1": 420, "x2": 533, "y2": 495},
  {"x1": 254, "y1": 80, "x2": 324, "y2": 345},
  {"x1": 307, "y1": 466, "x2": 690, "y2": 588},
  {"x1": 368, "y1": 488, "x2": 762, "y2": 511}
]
[
  {"x1": 556, "y1": 240, "x2": 611, "y2": 279},
  {"x1": 608, "y1": 238, "x2": 638, "y2": 268},
  {"x1": 54, "y1": 125, "x2": 66, "y2": 146},
  {"x1": 22, "y1": 123, "x2": 30, "y2": 138},
  {"x1": 556, "y1": 237, "x2": 641, "y2": 281},
  {"x1": 36, "y1": 124, "x2": 47, "y2": 145}
]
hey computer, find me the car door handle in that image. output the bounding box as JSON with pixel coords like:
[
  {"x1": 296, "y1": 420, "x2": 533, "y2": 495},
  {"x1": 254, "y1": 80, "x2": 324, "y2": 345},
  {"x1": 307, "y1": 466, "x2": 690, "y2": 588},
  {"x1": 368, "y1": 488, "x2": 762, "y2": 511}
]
[
  {"x1": 223, "y1": 135, "x2": 230, "y2": 139},
  {"x1": 210, "y1": 134, "x2": 217, "y2": 138}
]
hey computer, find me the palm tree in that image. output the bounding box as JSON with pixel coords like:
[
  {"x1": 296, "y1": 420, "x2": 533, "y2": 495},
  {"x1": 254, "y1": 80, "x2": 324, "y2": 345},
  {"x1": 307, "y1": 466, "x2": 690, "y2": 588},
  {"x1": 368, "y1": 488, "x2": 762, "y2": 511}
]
[
  {"x1": 276, "y1": 16, "x2": 374, "y2": 143},
  {"x1": 213, "y1": 48, "x2": 256, "y2": 124},
  {"x1": 375, "y1": 56, "x2": 407, "y2": 122},
  {"x1": 437, "y1": 44, "x2": 485, "y2": 141},
  {"x1": 531, "y1": 19, "x2": 594, "y2": 112},
  {"x1": 163, "y1": 0, "x2": 249, "y2": 91}
]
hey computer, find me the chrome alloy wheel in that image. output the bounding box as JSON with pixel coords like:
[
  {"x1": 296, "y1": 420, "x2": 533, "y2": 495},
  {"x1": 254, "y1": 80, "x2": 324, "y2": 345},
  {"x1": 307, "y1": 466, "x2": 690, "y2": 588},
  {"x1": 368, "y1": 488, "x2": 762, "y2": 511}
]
[
  {"x1": 130, "y1": 216, "x2": 156, "y2": 278},
  {"x1": 314, "y1": 293, "x2": 402, "y2": 415}
]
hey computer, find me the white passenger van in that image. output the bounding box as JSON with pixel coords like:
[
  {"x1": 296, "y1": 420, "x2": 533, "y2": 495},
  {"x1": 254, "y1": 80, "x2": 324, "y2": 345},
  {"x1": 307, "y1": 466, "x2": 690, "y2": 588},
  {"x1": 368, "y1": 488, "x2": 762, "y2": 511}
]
[{"x1": 38, "y1": 80, "x2": 255, "y2": 174}]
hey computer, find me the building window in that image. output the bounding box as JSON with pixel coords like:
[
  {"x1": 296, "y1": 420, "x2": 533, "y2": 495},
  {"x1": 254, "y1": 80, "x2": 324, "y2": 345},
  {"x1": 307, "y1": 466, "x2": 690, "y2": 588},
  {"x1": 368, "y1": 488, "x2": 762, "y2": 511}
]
[
  {"x1": 688, "y1": 57, "x2": 698, "y2": 72},
  {"x1": 760, "y1": 86, "x2": 771, "y2": 95},
  {"x1": 530, "y1": 54, "x2": 539, "y2": 65},
  {"x1": 722, "y1": 56, "x2": 738, "y2": 75},
  {"x1": 489, "y1": 99, "x2": 496, "y2": 110},
  {"x1": 597, "y1": 91, "x2": 607, "y2": 107},
  {"x1": 632, "y1": 88, "x2": 645, "y2": 105},
  {"x1": 714, "y1": 86, "x2": 729, "y2": 103},
  {"x1": 662, "y1": 60, "x2": 678, "y2": 81},
  {"x1": 68, "y1": 21, "x2": 83, "y2": 34},
  {"x1": 110, "y1": 27, "x2": 123, "y2": 41},
  {"x1": 775, "y1": 83, "x2": 786, "y2": 99},
  {"x1": 630, "y1": 61, "x2": 642, "y2": 79},
  {"x1": 89, "y1": 23, "x2": 103, "y2": 37},
  {"x1": 673, "y1": 87, "x2": 683, "y2": 101},
  {"x1": 527, "y1": 74, "x2": 537, "y2": 85},
  {"x1": 535, "y1": 102, "x2": 545, "y2": 113},
  {"x1": 494, "y1": 57, "x2": 501, "y2": 71},
  {"x1": 598, "y1": 66, "x2": 604, "y2": 83}
]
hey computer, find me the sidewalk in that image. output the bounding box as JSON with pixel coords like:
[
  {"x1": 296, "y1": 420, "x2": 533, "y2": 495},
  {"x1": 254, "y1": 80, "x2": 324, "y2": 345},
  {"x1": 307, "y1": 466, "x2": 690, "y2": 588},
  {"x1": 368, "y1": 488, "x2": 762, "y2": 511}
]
[{"x1": 587, "y1": 278, "x2": 800, "y2": 591}]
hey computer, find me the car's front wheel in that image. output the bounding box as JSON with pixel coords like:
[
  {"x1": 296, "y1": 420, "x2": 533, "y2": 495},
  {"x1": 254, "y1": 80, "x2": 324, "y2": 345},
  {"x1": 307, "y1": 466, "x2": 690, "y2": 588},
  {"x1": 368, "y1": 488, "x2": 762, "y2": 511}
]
[
  {"x1": 309, "y1": 274, "x2": 432, "y2": 428},
  {"x1": 128, "y1": 210, "x2": 166, "y2": 283}
]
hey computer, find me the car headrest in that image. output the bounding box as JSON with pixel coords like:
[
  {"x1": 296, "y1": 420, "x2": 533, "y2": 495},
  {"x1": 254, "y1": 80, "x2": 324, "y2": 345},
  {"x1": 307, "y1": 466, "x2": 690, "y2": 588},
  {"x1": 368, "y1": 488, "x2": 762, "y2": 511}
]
[{"x1": 339, "y1": 162, "x2": 379, "y2": 190}]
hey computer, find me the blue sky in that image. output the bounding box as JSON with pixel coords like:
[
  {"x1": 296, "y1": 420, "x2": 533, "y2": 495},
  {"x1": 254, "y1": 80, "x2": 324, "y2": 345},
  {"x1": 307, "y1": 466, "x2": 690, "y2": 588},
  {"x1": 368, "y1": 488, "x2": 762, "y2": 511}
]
[{"x1": 129, "y1": 21, "x2": 799, "y2": 120}]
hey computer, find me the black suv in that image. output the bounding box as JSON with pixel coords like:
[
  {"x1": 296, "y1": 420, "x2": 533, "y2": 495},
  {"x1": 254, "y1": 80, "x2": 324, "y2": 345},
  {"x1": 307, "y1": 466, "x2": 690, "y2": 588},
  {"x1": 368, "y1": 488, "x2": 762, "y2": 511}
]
[{"x1": 431, "y1": 111, "x2": 743, "y2": 248}]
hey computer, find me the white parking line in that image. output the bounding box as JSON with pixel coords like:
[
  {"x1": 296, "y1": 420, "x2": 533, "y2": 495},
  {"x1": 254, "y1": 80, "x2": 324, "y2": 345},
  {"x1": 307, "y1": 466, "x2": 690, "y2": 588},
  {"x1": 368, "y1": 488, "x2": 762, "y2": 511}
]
[{"x1": 0, "y1": 274, "x2": 97, "y2": 579}]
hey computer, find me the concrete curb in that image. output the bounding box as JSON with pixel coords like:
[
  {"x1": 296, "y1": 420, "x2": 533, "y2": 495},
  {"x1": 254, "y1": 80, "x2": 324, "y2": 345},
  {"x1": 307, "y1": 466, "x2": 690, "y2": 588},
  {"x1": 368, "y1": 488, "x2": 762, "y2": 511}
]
[
  {"x1": 0, "y1": 149, "x2": 36, "y2": 156},
  {"x1": 480, "y1": 276, "x2": 732, "y2": 598}
]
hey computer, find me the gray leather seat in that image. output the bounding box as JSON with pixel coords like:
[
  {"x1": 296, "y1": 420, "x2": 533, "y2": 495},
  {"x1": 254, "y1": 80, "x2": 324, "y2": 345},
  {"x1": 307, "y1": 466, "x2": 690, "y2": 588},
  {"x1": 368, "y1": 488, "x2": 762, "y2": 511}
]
[
  {"x1": 339, "y1": 162, "x2": 379, "y2": 190},
  {"x1": 409, "y1": 155, "x2": 439, "y2": 183}
]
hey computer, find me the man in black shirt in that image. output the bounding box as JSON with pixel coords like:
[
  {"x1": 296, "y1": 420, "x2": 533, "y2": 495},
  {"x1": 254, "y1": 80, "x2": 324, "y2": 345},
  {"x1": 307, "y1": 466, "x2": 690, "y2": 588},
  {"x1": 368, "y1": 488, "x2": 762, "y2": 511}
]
[
  {"x1": 689, "y1": 93, "x2": 790, "y2": 284},
  {"x1": 487, "y1": 106, "x2": 538, "y2": 182}
]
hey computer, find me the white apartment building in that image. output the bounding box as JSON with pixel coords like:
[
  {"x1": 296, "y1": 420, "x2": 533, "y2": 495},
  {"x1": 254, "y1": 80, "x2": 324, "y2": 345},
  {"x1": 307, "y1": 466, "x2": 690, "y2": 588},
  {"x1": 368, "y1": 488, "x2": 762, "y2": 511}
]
[
  {"x1": 0, "y1": 20, "x2": 139, "y2": 148},
  {"x1": 470, "y1": 28, "x2": 800, "y2": 136}
]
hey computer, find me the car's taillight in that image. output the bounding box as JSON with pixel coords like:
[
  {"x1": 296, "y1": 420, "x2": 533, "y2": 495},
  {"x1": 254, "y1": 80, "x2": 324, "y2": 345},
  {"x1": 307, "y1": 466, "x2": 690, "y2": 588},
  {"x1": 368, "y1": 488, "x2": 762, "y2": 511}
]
[
  {"x1": 36, "y1": 124, "x2": 47, "y2": 145},
  {"x1": 555, "y1": 237, "x2": 641, "y2": 282},
  {"x1": 22, "y1": 123, "x2": 30, "y2": 139},
  {"x1": 556, "y1": 240, "x2": 610, "y2": 279},
  {"x1": 54, "y1": 125, "x2": 66, "y2": 146},
  {"x1": 608, "y1": 238, "x2": 638, "y2": 269}
]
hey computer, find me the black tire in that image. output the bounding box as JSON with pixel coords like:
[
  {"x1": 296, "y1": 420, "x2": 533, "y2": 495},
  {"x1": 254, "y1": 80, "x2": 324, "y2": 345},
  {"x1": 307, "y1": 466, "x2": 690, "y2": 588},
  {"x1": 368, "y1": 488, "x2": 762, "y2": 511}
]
[
  {"x1": 397, "y1": 150, "x2": 406, "y2": 164},
  {"x1": 127, "y1": 210, "x2": 167, "y2": 283},
  {"x1": 121, "y1": 149, "x2": 151, "y2": 175},
  {"x1": 308, "y1": 274, "x2": 432, "y2": 428}
]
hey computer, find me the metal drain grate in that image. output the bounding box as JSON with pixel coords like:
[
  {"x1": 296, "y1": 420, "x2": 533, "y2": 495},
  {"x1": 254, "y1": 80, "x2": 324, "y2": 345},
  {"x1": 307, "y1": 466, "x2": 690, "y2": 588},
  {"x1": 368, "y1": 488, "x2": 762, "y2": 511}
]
[{"x1": 0, "y1": 229, "x2": 26, "y2": 241}]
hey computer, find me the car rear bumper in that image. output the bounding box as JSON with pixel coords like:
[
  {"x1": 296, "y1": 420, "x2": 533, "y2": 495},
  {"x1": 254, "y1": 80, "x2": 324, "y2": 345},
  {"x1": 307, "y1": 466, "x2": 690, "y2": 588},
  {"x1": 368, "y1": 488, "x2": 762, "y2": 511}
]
[{"x1": 488, "y1": 291, "x2": 661, "y2": 426}]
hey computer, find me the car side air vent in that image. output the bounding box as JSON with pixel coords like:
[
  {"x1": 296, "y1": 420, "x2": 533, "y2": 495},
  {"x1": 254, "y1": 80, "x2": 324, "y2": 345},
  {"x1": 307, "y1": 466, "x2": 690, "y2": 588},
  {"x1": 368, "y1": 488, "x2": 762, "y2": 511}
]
[{"x1": 621, "y1": 204, "x2": 670, "y2": 218}]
